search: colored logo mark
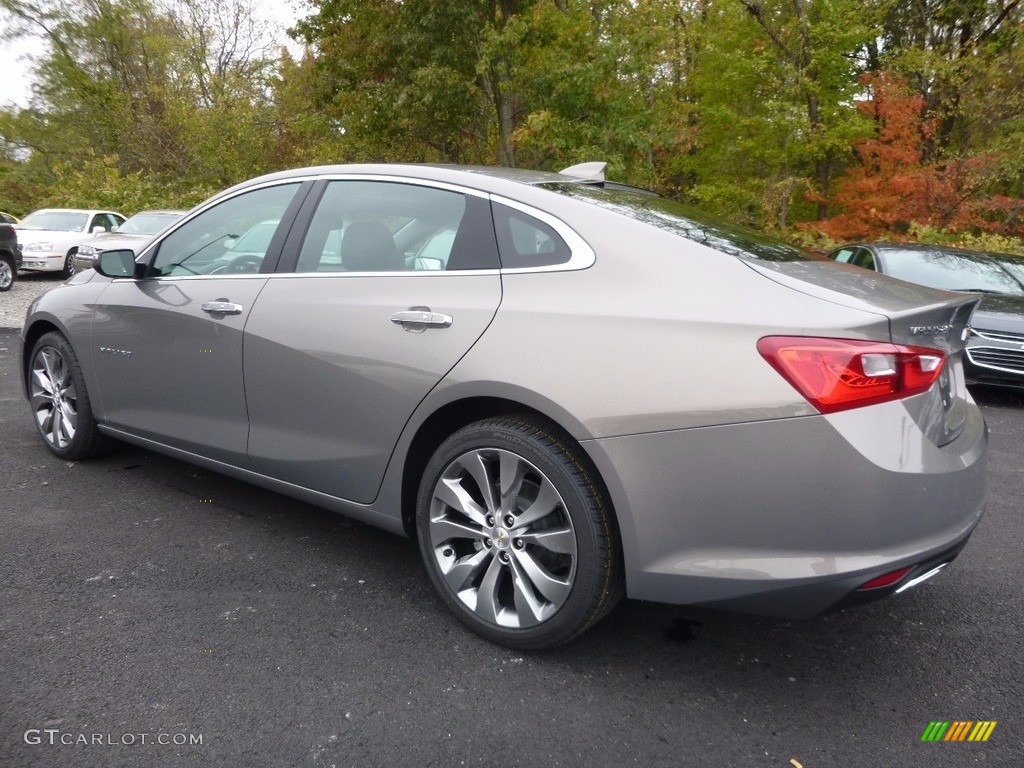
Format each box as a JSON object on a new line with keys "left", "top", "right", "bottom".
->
{"left": 921, "top": 721, "right": 996, "bottom": 742}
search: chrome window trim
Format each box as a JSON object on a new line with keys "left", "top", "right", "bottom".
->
{"left": 118, "top": 270, "right": 503, "bottom": 283}
{"left": 262, "top": 269, "right": 503, "bottom": 279}
{"left": 133, "top": 174, "right": 596, "bottom": 277}
{"left": 133, "top": 177, "right": 313, "bottom": 264}
{"left": 305, "top": 173, "right": 492, "bottom": 200}
{"left": 489, "top": 194, "right": 596, "bottom": 273}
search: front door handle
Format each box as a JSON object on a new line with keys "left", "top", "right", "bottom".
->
{"left": 202, "top": 301, "right": 244, "bottom": 315}
{"left": 390, "top": 308, "right": 453, "bottom": 331}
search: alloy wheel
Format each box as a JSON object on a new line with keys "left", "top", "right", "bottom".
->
{"left": 0, "top": 258, "right": 13, "bottom": 290}
{"left": 30, "top": 345, "right": 79, "bottom": 450}
{"left": 427, "top": 447, "right": 578, "bottom": 629}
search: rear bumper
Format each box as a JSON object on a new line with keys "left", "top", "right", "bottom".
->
{"left": 582, "top": 398, "right": 987, "bottom": 619}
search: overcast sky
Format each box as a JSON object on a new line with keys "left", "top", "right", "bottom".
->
{"left": 0, "top": 33, "right": 43, "bottom": 108}
{"left": 0, "top": 2, "right": 304, "bottom": 109}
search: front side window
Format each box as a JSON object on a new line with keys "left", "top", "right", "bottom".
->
{"left": 150, "top": 183, "right": 300, "bottom": 277}
{"left": 295, "top": 180, "right": 499, "bottom": 273}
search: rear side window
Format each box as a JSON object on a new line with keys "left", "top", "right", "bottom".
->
{"left": 491, "top": 202, "right": 572, "bottom": 269}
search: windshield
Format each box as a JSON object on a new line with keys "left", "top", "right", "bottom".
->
{"left": 882, "top": 249, "right": 1024, "bottom": 296}
{"left": 542, "top": 183, "right": 811, "bottom": 262}
{"left": 229, "top": 220, "right": 279, "bottom": 253}
{"left": 119, "top": 212, "right": 181, "bottom": 235}
{"left": 20, "top": 211, "right": 89, "bottom": 231}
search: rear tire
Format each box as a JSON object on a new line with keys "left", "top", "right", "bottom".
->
{"left": 416, "top": 415, "right": 623, "bottom": 649}
{"left": 28, "top": 331, "right": 108, "bottom": 460}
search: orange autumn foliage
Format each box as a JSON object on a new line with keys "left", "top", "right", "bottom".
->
{"left": 811, "top": 72, "right": 1024, "bottom": 241}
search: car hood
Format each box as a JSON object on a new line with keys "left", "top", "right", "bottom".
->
{"left": 82, "top": 232, "right": 153, "bottom": 252}
{"left": 968, "top": 293, "right": 1024, "bottom": 333}
{"left": 15, "top": 228, "right": 85, "bottom": 243}
{"left": 743, "top": 258, "right": 979, "bottom": 353}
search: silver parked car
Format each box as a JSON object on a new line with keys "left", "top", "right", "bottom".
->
{"left": 20, "top": 164, "right": 987, "bottom": 648}
{"left": 73, "top": 209, "right": 185, "bottom": 273}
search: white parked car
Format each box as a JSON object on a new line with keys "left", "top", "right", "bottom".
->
{"left": 17, "top": 208, "right": 126, "bottom": 277}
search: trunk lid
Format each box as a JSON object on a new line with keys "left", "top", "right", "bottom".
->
{"left": 744, "top": 259, "right": 980, "bottom": 446}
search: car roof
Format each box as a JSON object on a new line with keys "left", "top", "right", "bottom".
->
{"left": 27, "top": 208, "right": 123, "bottom": 215}
{"left": 846, "top": 242, "right": 1018, "bottom": 261}
{"left": 213, "top": 163, "right": 620, "bottom": 202}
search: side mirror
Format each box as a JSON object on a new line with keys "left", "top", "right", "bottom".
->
{"left": 95, "top": 249, "right": 139, "bottom": 278}
{"left": 91, "top": 225, "right": 106, "bottom": 234}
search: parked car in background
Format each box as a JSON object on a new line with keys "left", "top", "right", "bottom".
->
{"left": 73, "top": 210, "right": 185, "bottom": 273}
{"left": 828, "top": 243, "right": 1024, "bottom": 388}
{"left": 21, "top": 164, "right": 987, "bottom": 648}
{"left": 0, "top": 220, "right": 20, "bottom": 291}
{"left": 17, "top": 208, "right": 126, "bottom": 278}
{"left": 0, "top": 212, "right": 20, "bottom": 225}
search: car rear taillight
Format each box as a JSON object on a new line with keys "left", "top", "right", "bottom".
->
{"left": 757, "top": 336, "right": 946, "bottom": 414}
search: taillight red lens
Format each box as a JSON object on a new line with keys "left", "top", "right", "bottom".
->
{"left": 757, "top": 336, "right": 946, "bottom": 414}
{"left": 857, "top": 566, "right": 913, "bottom": 591}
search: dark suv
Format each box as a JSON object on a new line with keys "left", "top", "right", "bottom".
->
{"left": 0, "top": 221, "right": 21, "bottom": 291}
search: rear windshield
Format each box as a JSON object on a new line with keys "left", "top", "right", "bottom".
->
{"left": 542, "top": 183, "right": 810, "bottom": 262}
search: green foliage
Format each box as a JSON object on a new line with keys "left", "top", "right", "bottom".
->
{"left": 906, "top": 224, "right": 1024, "bottom": 257}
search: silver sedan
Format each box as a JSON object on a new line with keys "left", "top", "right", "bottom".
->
{"left": 20, "top": 164, "right": 987, "bottom": 648}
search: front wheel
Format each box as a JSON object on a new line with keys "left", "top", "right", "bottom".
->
{"left": 0, "top": 254, "right": 15, "bottom": 291}
{"left": 28, "top": 331, "right": 107, "bottom": 460}
{"left": 416, "top": 416, "right": 623, "bottom": 649}
{"left": 62, "top": 249, "right": 78, "bottom": 278}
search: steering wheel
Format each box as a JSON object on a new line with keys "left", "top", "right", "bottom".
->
{"left": 223, "top": 254, "right": 263, "bottom": 274}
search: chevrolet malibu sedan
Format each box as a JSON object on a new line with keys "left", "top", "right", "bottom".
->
{"left": 21, "top": 165, "right": 987, "bottom": 648}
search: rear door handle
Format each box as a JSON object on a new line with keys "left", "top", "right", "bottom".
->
{"left": 390, "top": 309, "right": 453, "bottom": 330}
{"left": 202, "top": 301, "right": 244, "bottom": 315}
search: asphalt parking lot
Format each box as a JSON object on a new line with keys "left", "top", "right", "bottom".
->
{"left": 1, "top": 323, "right": 1021, "bottom": 767}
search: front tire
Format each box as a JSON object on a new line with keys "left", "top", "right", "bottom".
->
{"left": 0, "top": 253, "right": 15, "bottom": 291}
{"left": 62, "top": 249, "right": 78, "bottom": 278}
{"left": 28, "top": 331, "right": 107, "bottom": 460}
{"left": 416, "top": 416, "right": 623, "bottom": 649}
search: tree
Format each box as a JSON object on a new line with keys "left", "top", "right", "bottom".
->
{"left": 814, "top": 72, "right": 1024, "bottom": 240}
